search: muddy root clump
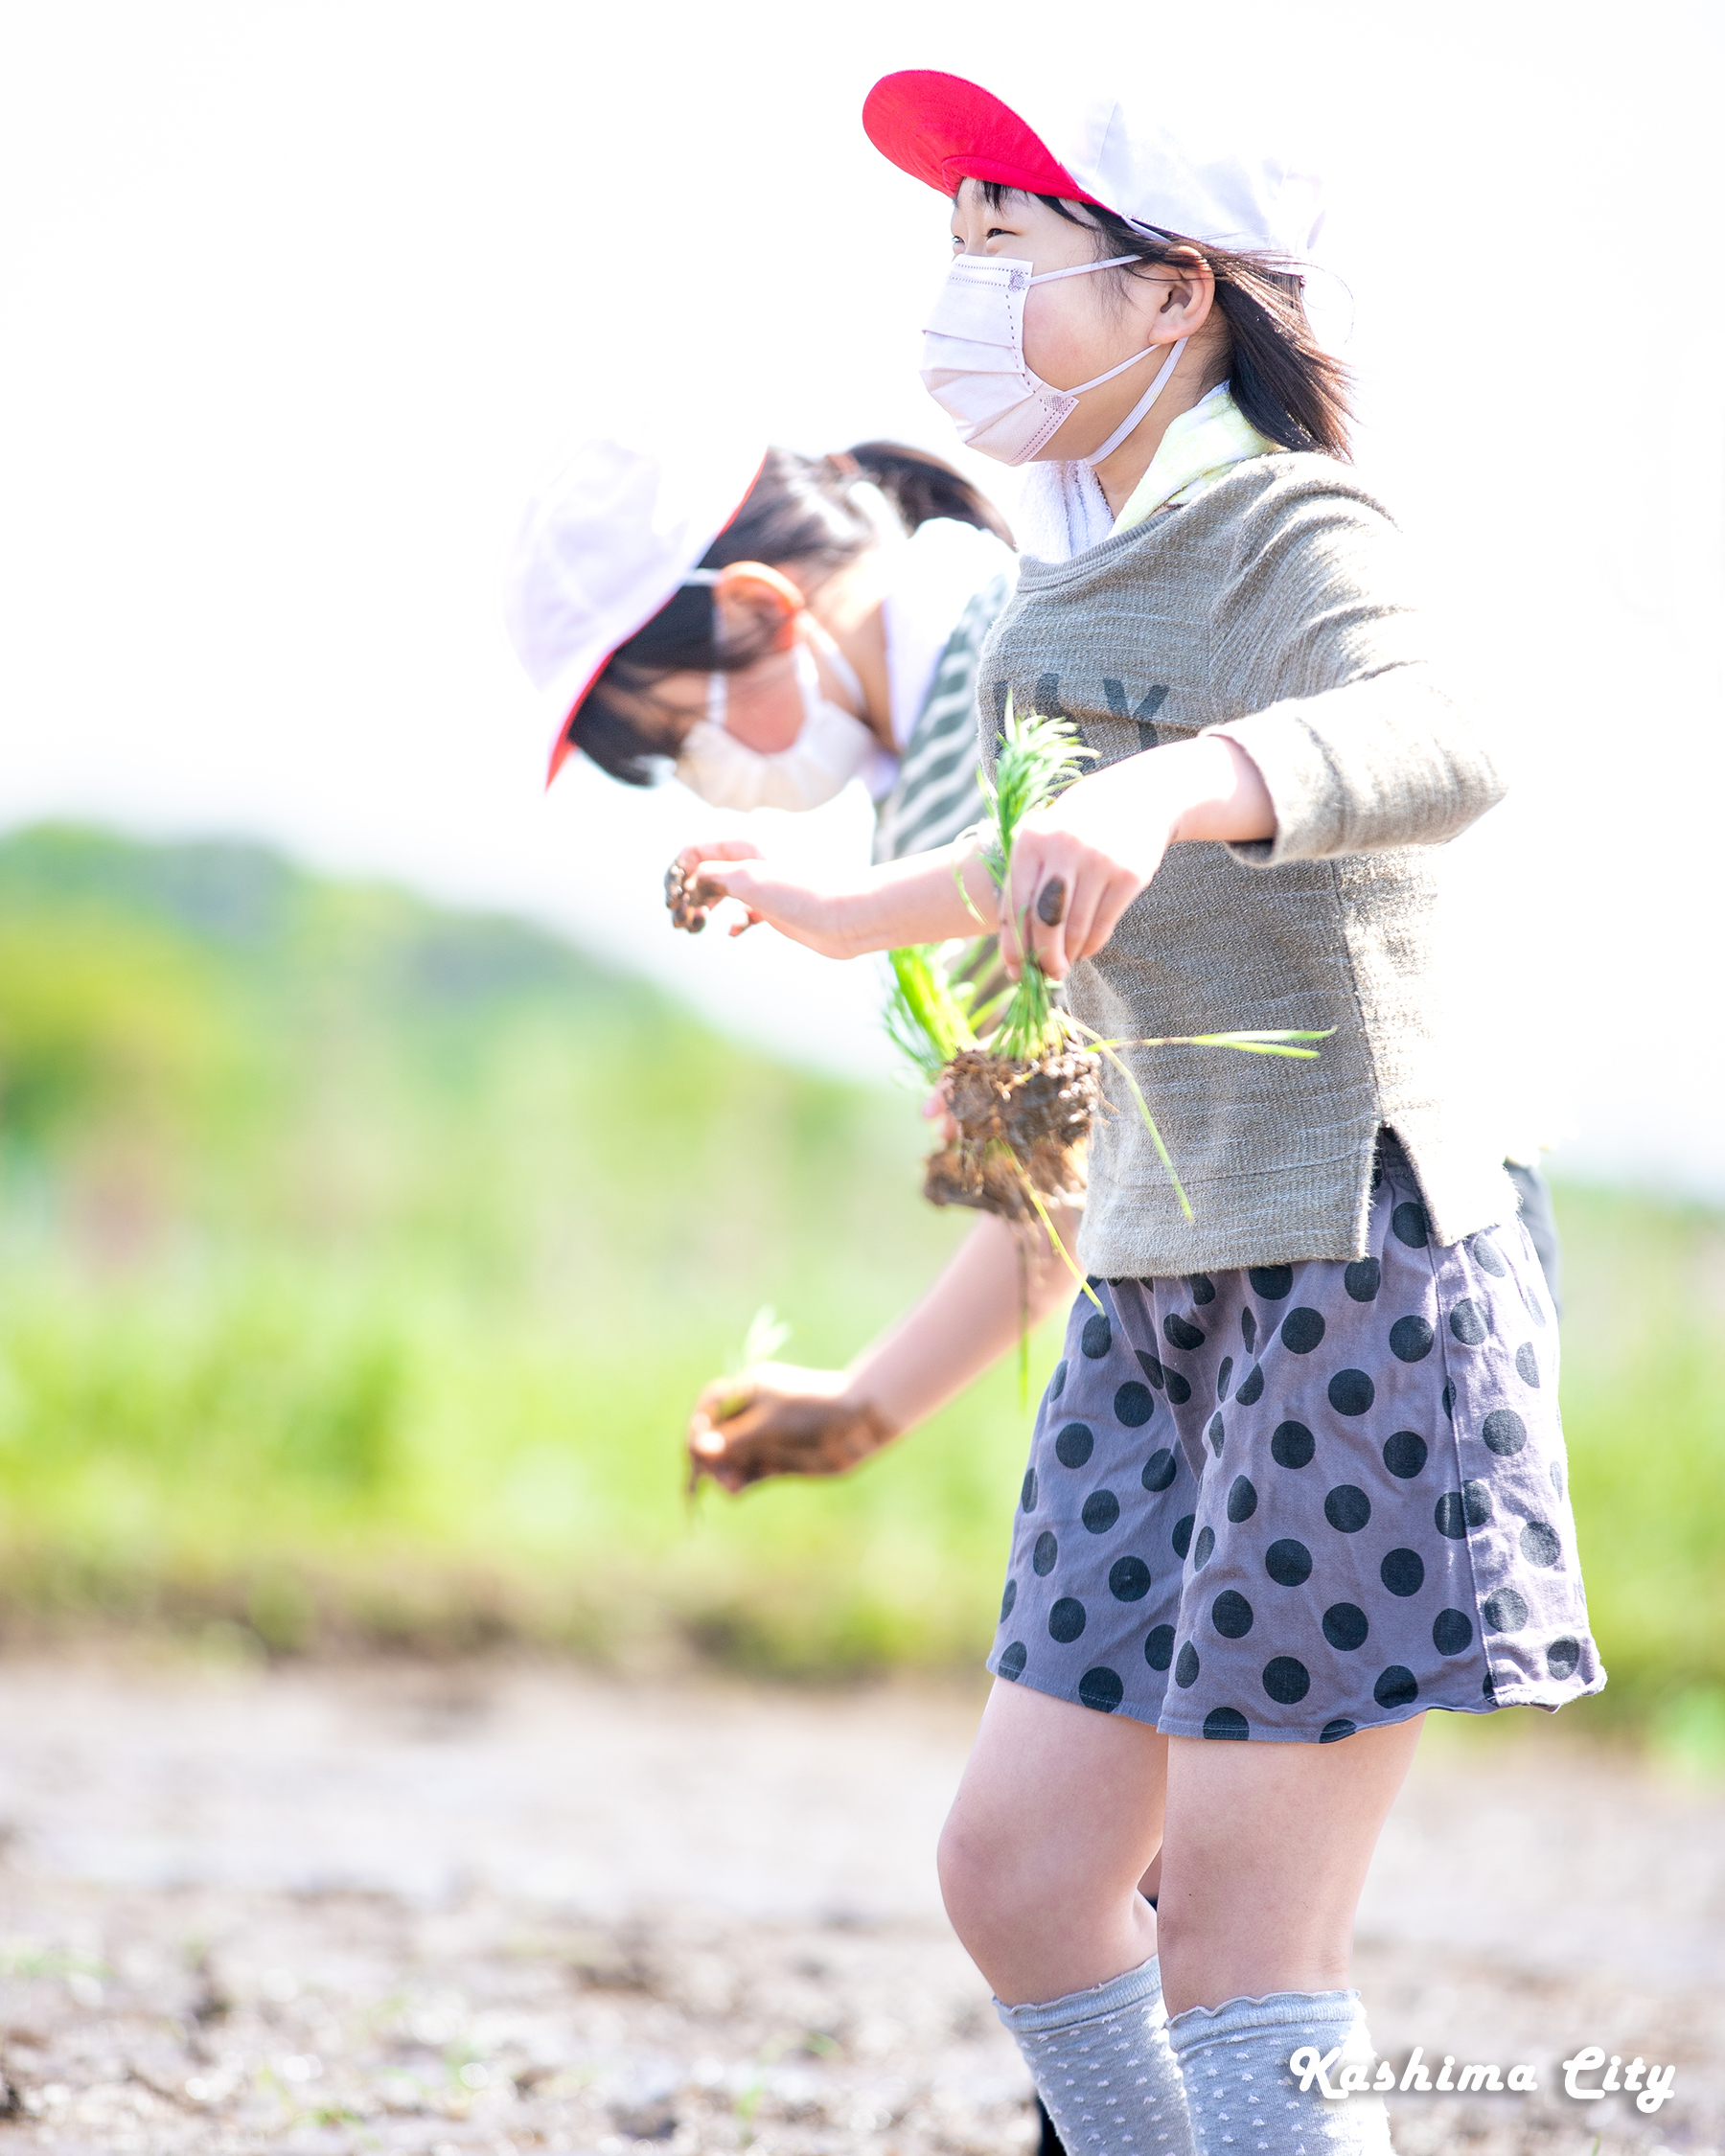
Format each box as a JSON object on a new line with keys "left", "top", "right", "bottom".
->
{"left": 923, "top": 1045, "right": 1100, "bottom": 1223}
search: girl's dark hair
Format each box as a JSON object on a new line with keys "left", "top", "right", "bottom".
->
{"left": 981, "top": 182, "right": 1352, "bottom": 462}
{"left": 572, "top": 444, "right": 1012, "bottom": 786}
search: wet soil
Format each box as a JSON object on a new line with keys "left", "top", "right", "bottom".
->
{"left": 0, "top": 1656, "right": 1718, "bottom": 2156}
{"left": 924, "top": 1050, "right": 1098, "bottom": 1224}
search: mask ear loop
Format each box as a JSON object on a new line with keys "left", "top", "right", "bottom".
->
{"left": 1083, "top": 336, "right": 1187, "bottom": 467}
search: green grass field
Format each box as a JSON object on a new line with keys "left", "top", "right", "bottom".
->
{"left": 1, "top": 825, "right": 1720, "bottom": 1747}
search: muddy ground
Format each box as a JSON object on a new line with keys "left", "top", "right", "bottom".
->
{"left": 0, "top": 1655, "right": 1717, "bottom": 2156}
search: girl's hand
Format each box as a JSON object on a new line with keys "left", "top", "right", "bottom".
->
{"left": 1004, "top": 735, "right": 1276, "bottom": 979}
{"left": 680, "top": 855, "right": 861, "bottom": 958}
{"left": 668, "top": 838, "right": 765, "bottom": 936}
{"left": 687, "top": 1364, "right": 897, "bottom": 1492}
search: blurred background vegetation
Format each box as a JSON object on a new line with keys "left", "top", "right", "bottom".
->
{"left": 0, "top": 825, "right": 1719, "bottom": 1751}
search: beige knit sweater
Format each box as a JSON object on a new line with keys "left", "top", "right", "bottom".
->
{"left": 978, "top": 452, "right": 1514, "bottom": 1278}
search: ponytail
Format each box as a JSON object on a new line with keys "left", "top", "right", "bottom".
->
{"left": 843, "top": 440, "right": 1015, "bottom": 546}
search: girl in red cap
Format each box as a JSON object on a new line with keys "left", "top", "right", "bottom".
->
{"left": 681, "top": 66, "right": 1598, "bottom": 2156}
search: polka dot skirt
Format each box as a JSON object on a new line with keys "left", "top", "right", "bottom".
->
{"left": 990, "top": 1143, "right": 1604, "bottom": 1741}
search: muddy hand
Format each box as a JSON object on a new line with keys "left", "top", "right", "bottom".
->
{"left": 686, "top": 1369, "right": 897, "bottom": 1493}
{"left": 665, "top": 860, "right": 725, "bottom": 933}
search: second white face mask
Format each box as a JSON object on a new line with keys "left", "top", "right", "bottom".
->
{"left": 674, "top": 639, "right": 875, "bottom": 813}
{"left": 920, "top": 253, "right": 1186, "bottom": 469}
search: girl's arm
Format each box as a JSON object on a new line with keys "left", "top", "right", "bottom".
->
{"left": 684, "top": 733, "right": 1275, "bottom": 976}
{"left": 687, "top": 1205, "right": 1082, "bottom": 1491}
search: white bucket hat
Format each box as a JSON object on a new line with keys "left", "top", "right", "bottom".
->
{"left": 862, "top": 68, "right": 1325, "bottom": 261}
{"left": 502, "top": 428, "right": 768, "bottom": 787}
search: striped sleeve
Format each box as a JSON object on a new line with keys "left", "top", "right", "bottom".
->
{"left": 872, "top": 573, "right": 1011, "bottom": 864}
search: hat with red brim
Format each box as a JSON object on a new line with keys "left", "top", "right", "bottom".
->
{"left": 502, "top": 429, "right": 768, "bottom": 788}
{"left": 862, "top": 68, "right": 1325, "bottom": 261}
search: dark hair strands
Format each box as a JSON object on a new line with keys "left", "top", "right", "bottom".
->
{"left": 978, "top": 181, "right": 1353, "bottom": 460}
{"left": 572, "top": 444, "right": 1011, "bottom": 785}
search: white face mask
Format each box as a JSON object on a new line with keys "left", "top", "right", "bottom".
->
{"left": 920, "top": 252, "right": 1187, "bottom": 469}
{"left": 675, "top": 634, "right": 874, "bottom": 812}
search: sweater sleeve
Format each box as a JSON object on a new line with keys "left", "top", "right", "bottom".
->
{"left": 1205, "top": 466, "right": 1506, "bottom": 863}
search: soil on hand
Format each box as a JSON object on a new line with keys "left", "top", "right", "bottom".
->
{"left": 665, "top": 860, "right": 725, "bottom": 934}
{"left": 923, "top": 1046, "right": 1100, "bottom": 1224}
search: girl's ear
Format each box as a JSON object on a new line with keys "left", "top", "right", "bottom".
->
{"left": 714, "top": 561, "right": 806, "bottom": 652}
{"left": 1156, "top": 246, "right": 1217, "bottom": 337}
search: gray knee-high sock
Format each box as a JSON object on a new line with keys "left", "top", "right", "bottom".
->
{"left": 996, "top": 1957, "right": 1196, "bottom": 2156}
{"left": 1168, "top": 1989, "right": 1392, "bottom": 2156}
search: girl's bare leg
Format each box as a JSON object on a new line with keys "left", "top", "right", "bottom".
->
{"left": 938, "top": 1680, "right": 1166, "bottom": 2005}
{"left": 1157, "top": 1717, "right": 1424, "bottom": 2014}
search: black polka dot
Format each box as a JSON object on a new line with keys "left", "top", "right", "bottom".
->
{"left": 1192, "top": 1525, "right": 1215, "bottom": 1571}
{"left": 1021, "top": 1468, "right": 1038, "bottom": 1513}
{"left": 1032, "top": 1530, "right": 1058, "bottom": 1576}
{"left": 1234, "top": 1364, "right": 1265, "bottom": 1406}
{"left": 1049, "top": 1359, "right": 1069, "bottom": 1399}
{"left": 1324, "top": 1483, "right": 1371, "bottom": 1533}
{"left": 1271, "top": 1420, "right": 1315, "bottom": 1469}
{"left": 1079, "top": 1666, "right": 1124, "bottom": 1713}
{"left": 1216, "top": 1355, "right": 1234, "bottom": 1402}
{"left": 1249, "top": 1265, "right": 1294, "bottom": 1300}
{"left": 1240, "top": 1307, "right": 1258, "bottom": 1353}
{"left": 1383, "top": 1431, "right": 1427, "bottom": 1479}
{"left": 1145, "top": 1624, "right": 1175, "bottom": 1671}
{"left": 1432, "top": 1608, "right": 1472, "bottom": 1656}
{"left": 1441, "top": 1381, "right": 1457, "bottom": 1420}
{"left": 1320, "top": 1718, "right": 1357, "bottom": 1743}
{"left": 1141, "top": 1449, "right": 1177, "bottom": 1493}
{"left": 1203, "top": 1706, "right": 1251, "bottom": 1739}
{"left": 1281, "top": 1307, "right": 1326, "bottom": 1354}
{"left": 1526, "top": 1285, "right": 1548, "bottom": 1330}
{"left": 1172, "top": 1514, "right": 1195, "bottom": 1560}
{"left": 1114, "top": 1381, "right": 1155, "bottom": 1428}
{"left": 1520, "top": 1520, "right": 1562, "bottom": 1568}
{"left": 1344, "top": 1257, "right": 1382, "bottom": 1302}
{"left": 1109, "top": 1555, "right": 1152, "bottom": 1602}
{"left": 1392, "top": 1202, "right": 1430, "bottom": 1249}
{"left": 1549, "top": 1458, "right": 1565, "bottom": 1501}
{"left": 1082, "top": 1489, "right": 1121, "bottom": 1535}
{"left": 1136, "top": 1351, "right": 1166, "bottom": 1391}
{"left": 1482, "top": 1670, "right": 1495, "bottom": 1699}
{"left": 1174, "top": 1641, "right": 1200, "bottom": 1687}
{"left": 1327, "top": 1368, "right": 1376, "bottom": 1416}
{"left": 1449, "top": 1299, "right": 1489, "bottom": 1347}
{"left": 1208, "top": 1412, "right": 1226, "bottom": 1456}
{"left": 1546, "top": 1636, "right": 1581, "bottom": 1681}
{"left": 1164, "top": 1313, "right": 1206, "bottom": 1353}
{"left": 1389, "top": 1315, "right": 1435, "bottom": 1363}
{"left": 1164, "top": 1370, "right": 1192, "bottom": 1406}
{"left": 1463, "top": 1479, "right": 1492, "bottom": 1526}
{"left": 1322, "top": 1602, "right": 1369, "bottom": 1651}
{"left": 1515, "top": 1342, "right": 1540, "bottom": 1388}
{"left": 1211, "top": 1589, "right": 1254, "bottom": 1639}
{"left": 998, "top": 1641, "right": 1027, "bottom": 1680}
{"left": 1435, "top": 1492, "right": 1465, "bottom": 1539}
{"left": 1000, "top": 1579, "right": 1017, "bottom": 1621}
{"left": 1380, "top": 1548, "right": 1425, "bottom": 1597}
{"left": 1262, "top": 1656, "right": 1311, "bottom": 1705}
{"left": 1227, "top": 1475, "right": 1258, "bottom": 1524}
{"left": 1482, "top": 1587, "right": 1528, "bottom": 1633}
{"left": 1048, "top": 1596, "right": 1087, "bottom": 1643}
{"left": 1055, "top": 1422, "right": 1094, "bottom": 1469}
{"left": 1265, "top": 1538, "right": 1313, "bottom": 1587}
{"left": 1374, "top": 1665, "right": 1419, "bottom": 1709}
{"left": 1482, "top": 1409, "right": 1526, "bottom": 1456}
{"left": 1470, "top": 1230, "right": 1507, "bottom": 1277}
{"left": 1187, "top": 1273, "right": 1216, "bottom": 1306}
{"left": 1081, "top": 1313, "right": 1113, "bottom": 1359}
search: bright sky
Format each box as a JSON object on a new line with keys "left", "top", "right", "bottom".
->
{"left": 3, "top": 1, "right": 1721, "bottom": 1192}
